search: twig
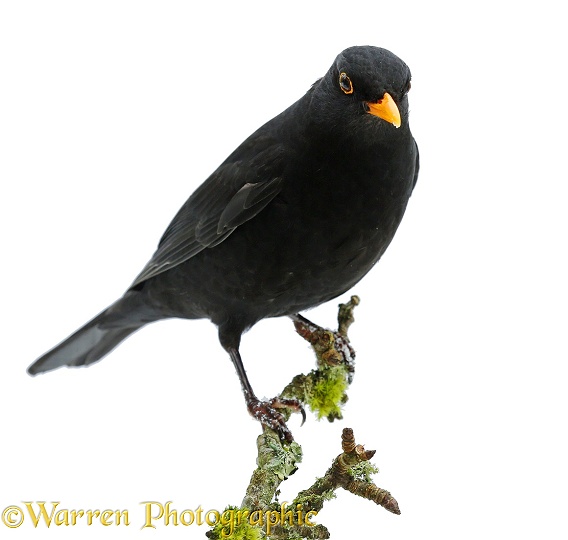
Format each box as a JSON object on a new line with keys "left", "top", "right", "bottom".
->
{"left": 295, "top": 428, "right": 400, "bottom": 516}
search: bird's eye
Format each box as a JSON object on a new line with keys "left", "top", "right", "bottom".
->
{"left": 339, "top": 72, "right": 353, "bottom": 95}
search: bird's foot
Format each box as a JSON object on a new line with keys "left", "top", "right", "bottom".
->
{"left": 292, "top": 313, "right": 356, "bottom": 380}
{"left": 246, "top": 396, "right": 305, "bottom": 443}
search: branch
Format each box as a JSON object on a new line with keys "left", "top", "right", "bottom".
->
{"left": 206, "top": 297, "right": 399, "bottom": 539}
{"left": 294, "top": 428, "right": 400, "bottom": 516}
{"left": 281, "top": 296, "right": 359, "bottom": 422}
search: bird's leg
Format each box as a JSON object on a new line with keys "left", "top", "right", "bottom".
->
{"left": 227, "top": 347, "right": 304, "bottom": 443}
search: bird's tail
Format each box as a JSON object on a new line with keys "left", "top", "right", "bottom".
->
{"left": 27, "top": 296, "right": 150, "bottom": 376}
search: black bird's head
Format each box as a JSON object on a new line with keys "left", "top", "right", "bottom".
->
{"left": 309, "top": 46, "right": 412, "bottom": 141}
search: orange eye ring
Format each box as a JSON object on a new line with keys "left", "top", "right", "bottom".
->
{"left": 339, "top": 72, "right": 353, "bottom": 95}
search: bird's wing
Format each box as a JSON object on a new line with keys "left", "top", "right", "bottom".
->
{"left": 130, "top": 136, "right": 286, "bottom": 288}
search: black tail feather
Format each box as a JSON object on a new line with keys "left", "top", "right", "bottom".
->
{"left": 28, "top": 306, "right": 144, "bottom": 375}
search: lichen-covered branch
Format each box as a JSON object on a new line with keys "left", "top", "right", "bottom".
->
{"left": 241, "top": 429, "right": 303, "bottom": 510}
{"left": 280, "top": 296, "right": 359, "bottom": 422}
{"left": 294, "top": 428, "right": 400, "bottom": 516}
{"left": 207, "top": 297, "right": 399, "bottom": 540}
{"left": 337, "top": 295, "right": 359, "bottom": 338}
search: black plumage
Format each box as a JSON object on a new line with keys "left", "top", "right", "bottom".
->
{"left": 28, "top": 46, "right": 419, "bottom": 441}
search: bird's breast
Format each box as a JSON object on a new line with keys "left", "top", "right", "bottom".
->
{"left": 226, "top": 145, "right": 414, "bottom": 312}
{"left": 149, "top": 136, "right": 416, "bottom": 326}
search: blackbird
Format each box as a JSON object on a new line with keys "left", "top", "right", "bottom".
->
{"left": 28, "top": 46, "right": 419, "bottom": 441}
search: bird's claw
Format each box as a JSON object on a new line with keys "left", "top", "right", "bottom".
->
{"left": 247, "top": 396, "right": 305, "bottom": 442}
{"left": 271, "top": 396, "right": 306, "bottom": 426}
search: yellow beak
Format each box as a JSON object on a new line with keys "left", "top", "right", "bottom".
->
{"left": 366, "top": 92, "right": 401, "bottom": 128}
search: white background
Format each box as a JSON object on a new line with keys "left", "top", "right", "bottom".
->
{"left": 1, "top": 1, "right": 567, "bottom": 538}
